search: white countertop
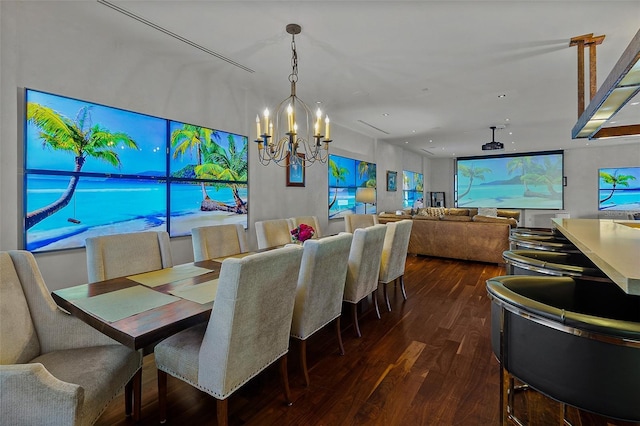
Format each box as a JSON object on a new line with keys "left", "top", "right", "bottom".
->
{"left": 552, "top": 218, "right": 640, "bottom": 295}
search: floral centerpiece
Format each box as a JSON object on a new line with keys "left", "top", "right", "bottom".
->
{"left": 291, "top": 223, "right": 315, "bottom": 244}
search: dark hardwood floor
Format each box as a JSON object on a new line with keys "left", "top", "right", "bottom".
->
{"left": 96, "top": 256, "right": 638, "bottom": 425}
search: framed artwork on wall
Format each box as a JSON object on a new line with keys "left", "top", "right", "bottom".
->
{"left": 286, "top": 152, "right": 305, "bottom": 187}
{"left": 387, "top": 171, "right": 397, "bottom": 191}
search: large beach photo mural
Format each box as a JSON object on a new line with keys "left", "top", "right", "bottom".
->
{"left": 598, "top": 167, "right": 640, "bottom": 211}
{"left": 328, "top": 154, "right": 376, "bottom": 218}
{"left": 24, "top": 89, "right": 247, "bottom": 252}
{"left": 455, "top": 151, "right": 564, "bottom": 209}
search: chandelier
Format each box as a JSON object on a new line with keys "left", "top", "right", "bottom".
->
{"left": 255, "top": 23, "right": 331, "bottom": 168}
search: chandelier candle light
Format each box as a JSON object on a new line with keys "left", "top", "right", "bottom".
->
{"left": 255, "top": 23, "right": 332, "bottom": 167}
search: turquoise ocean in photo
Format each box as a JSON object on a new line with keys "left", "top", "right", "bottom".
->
{"left": 26, "top": 175, "right": 246, "bottom": 251}
{"left": 457, "top": 183, "right": 563, "bottom": 209}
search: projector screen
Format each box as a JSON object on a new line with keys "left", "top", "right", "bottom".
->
{"left": 455, "top": 150, "right": 564, "bottom": 210}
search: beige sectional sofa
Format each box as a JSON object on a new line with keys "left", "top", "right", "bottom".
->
{"left": 378, "top": 207, "right": 520, "bottom": 264}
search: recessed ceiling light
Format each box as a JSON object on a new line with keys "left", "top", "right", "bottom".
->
{"left": 382, "top": 113, "right": 390, "bottom": 116}
{"left": 505, "top": 118, "right": 510, "bottom": 122}
{"left": 429, "top": 139, "right": 433, "bottom": 143}
{"left": 498, "top": 94, "right": 506, "bottom": 98}
{"left": 509, "top": 132, "right": 513, "bottom": 135}
{"left": 412, "top": 130, "right": 416, "bottom": 133}
{"left": 512, "top": 141, "right": 515, "bottom": 144}
{"left": 405, "top": 141, "right": 409, "bottom": 144}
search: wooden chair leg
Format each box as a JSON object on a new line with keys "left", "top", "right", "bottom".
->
{"left": 216, "top": 398, "right": 228, "bottom": 426}
{"left": 373, "top": 289, "right": 381, "bottom": 319}
{"left": 352, "top": 303, "right": 362, "bottom": 337}
{"left": 299, "top": 339, "right": 310, "bottom": 387}
{"left": 383, "top": 281, "right": 392, "bottom": 312}
{"left": 335, "top": 316, "right": 345, "bottom": 356}
{"left": 279, "top": 355, "right": 293, "bottom": 406}
{"left": 158, "top": 370, "right": 168, "bottom": 424}
{"left": 400, "top": 275, "right": 407, "bottom": 300}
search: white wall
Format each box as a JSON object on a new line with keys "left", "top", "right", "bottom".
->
{"left": 0, "top": 1, "right": 408, "bottom": 289}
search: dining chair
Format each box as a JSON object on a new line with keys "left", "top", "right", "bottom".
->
{"left": 85, "top": 231, "right": 173, "bottom": 282}
{"left": 289, "top": 215, "right": 322, "bottom": 238}
{"left": 290, "top": 233, "right": 353, "bottom": 386}
{"left": 155, "top": 245, "right": 304, "bottom": 426}
{"left": 191, "top": 223, "right": 248, "bottom": 261}
{"left": 379, "top": 219, "right": 413, "bottom": 311}
{"left": 255, "top": 218, "right": 293, "bottom": 249}
{"left": 343, "top": 224, "right": 387, "bottom": 337}
{"left": 0, "top": 250, "right": 142, "bottom": 425}
{"left": 344, "top": 214, "right": 379, "bottom": 233}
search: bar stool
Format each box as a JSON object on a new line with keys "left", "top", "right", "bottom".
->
{"left": 510, "top": 227, "right": 565, "bottom": 239}
{"left": 487, "top": 275, "right": 640, "bottom": 424}
{"left": 502, "top": 249, "right": 610, "bottom": 281}
{"left": 508, "top": 234, "right": 579, "bottom": 253}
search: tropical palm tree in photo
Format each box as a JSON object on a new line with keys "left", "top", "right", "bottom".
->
{"left": 171, "top": 124, "right": 219, "bottom": 204}
{"left": 196, "top": 133, "right": 248, "bottom": 214}
{"left": 25, "top": 103, "right": 138, "bottom": 229}
{"left": 507, "top": 156, "right": 533, "bottom": 193}
{"left": 599, "top": 170, "right": 636, "bottom": 204}
{"left": 522, "top": 156, "right": 563, "bottom": 198}
{"left": 457, "top": 163, "right": 492, "bottom": 200}
{"left": 328, "top": 158, "right": 350, "bottom": 209}
{"left": 358, "top": 161, "right": 377, "bottom": 187}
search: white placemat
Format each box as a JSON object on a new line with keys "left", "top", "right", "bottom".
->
{"left": 74, "top": 285, "right": 180, "bottom": 323}
{"left": 127, "top": 263, "right": 212, "bottom": 288}
{"left": 169, "top": 279, "right": 219, "bottom": 304}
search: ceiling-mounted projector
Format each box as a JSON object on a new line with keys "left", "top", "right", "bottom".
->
{"left": 482, "top": 126, "right": 504, "bottom": 151}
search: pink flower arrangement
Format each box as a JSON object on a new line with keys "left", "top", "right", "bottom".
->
{"left": 291, "top": 223, "right": 315, "bottom": 243}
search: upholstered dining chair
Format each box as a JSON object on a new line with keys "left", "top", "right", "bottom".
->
{"left": 155, "top": 245, "right": 304, "bottom": 426}
{"left": 379, "top": 219, "right": 413, "bottom": 311}
{"left": 85, "top": 231, "right": 173, "bottom": 282}
{"left": 0, "top": 250, "right": 142, "bottom": 426}
{"left": 255, "top": 218, "right": 293, "bottom": 249}
{"left": 343, "top": 224, "right": 387, "bottom": 337}
{"left": 289, "top": 215, "right": 322, "bottom": 239}
{"left": 191, "top": 223, "right": 248, "bottom": 261}
{"left": 344, "top": 214, "right": 379, "bottom": 233}
{"left": 290, "top": 233, "right": 353, "bottom": 386}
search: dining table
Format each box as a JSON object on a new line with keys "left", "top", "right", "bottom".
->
{"left": 51, "top": 253, "right": 252, "bottom": 421}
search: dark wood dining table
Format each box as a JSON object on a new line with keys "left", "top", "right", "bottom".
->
{"left": 51, "top": 259, "right": 222, "bottom": 352}
{"left": 51, "top": 258, "right": 226, "bottom": 421}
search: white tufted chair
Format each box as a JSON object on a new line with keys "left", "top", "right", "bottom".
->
{"left": 290, "top": 233, "right": 352, "bottom": 386}
{"left": 155, "top": 245, "right": 304, "bottom": 426}
{"left": 255, "top": 219, "right": 293, "bottom": 249}
{"left": 342, "top": 224, "right": 387, "bottom": 337}
{"left": 191, "top": 224, "right": 247, "bottom": 261}
{"left": 288, "top": 216, "right": 322, "bottom": 239}
{"left": 343, "top": 214, "right": 379, "bottom": 233}
{"left": 0, "top": 250, "right": 142, "bottom": 425}
{"left": 379, "top": 219, "right": 413, "bottom": 311}
{"left": 85, "top": 231, "right": 173, "bottom": 283}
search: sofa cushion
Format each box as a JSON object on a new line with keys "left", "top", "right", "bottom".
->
{"left": 472, "top": 214, "right": 518, "bottom": 227}
{"left": 497, "top": 209, "right": 521, "bottom": 220}
{"left": 478, "top": 207, "right": 498, "bottom": 217}
{"left": 417, "top": 207, "right": 446, "bottom": 217}
{"left": 440, "top": 215, "right": 472, "bottom": 222}
{"left": 445, "top": 208, "right": 470, "bottom": 216}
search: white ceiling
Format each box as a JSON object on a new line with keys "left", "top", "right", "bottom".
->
{"left": 89, "top": 1, "right": 640, "bottom": 158}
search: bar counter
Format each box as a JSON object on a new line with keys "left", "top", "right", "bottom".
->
{"left": 552, "top": 218, "right": 640, "bottom": 295}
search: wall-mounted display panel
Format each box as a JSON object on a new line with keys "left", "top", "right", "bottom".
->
{"left": 328, "top": 154, "right": 376, "bottom": 218}
{"left": 24, "top": 89, "right": 247, "bottom": 252}
{"left": 402, "top": 170, "right": 423, "bottom": 208}
{"left": 598, "top": 167, "right": 640, "bottom": 211}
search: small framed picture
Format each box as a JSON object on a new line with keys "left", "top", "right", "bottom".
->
{"left": 387, "top": 170, "right": 397, "bottom": 191}
{"left": 286, "top": 152, "right": 305, "bottom": 187}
